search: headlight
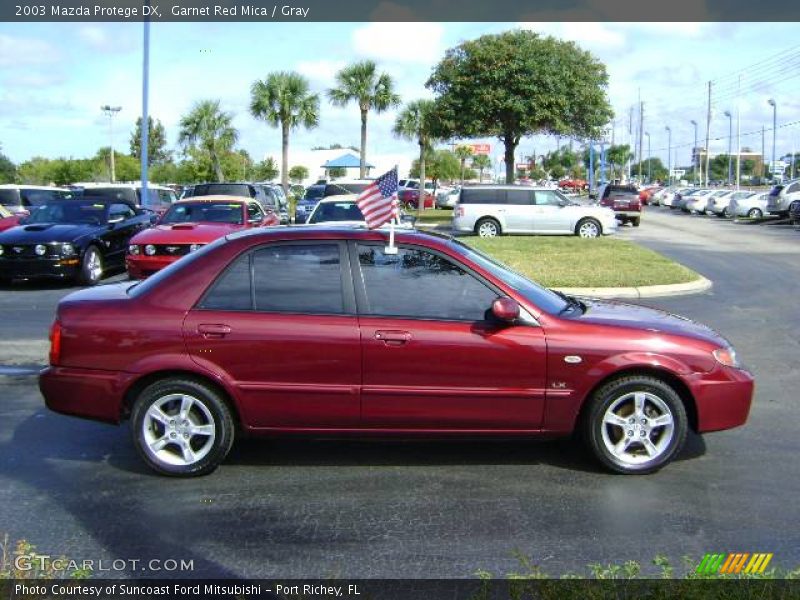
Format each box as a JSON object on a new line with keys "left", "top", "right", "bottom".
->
{"left": 35, "top": 244, "right": 47, "bottom": 256}
{"left": 189, "top": 243, "right": 201, "bottom": 252}
{"left": 128, "top": 244, "right": 140, "bottom": 255}
{"left": 61, "top": 243, "right": 75, "bottom": 256}
{"left": 0, "top": 246, "right": 4, "bottom": 256}
{"left": 144, "top": 244, "right": 156, "bottom": 256}
{"left": 713, "top": 347, "right": 740, "bottom": 368}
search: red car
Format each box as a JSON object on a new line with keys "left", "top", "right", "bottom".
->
{"left": 0, "top": 204, "right": 21, "bottom": 233}
{"left": 399, "top": 188, "right": 435, "bottom": 209}
{"left": 558, "top": 179, "right": 588, "bottom": 191}
{"left": 41, "top": 228, "right": 753, "bottom": 477}
{"left": 126, "top": 196, "right": 279, "bottom": 279}
{"left": 639, "top": 186, "right": 662, "bottom": 205}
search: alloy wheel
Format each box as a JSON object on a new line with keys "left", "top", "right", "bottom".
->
{"left": 477, "top": 220, "right": 499, "bottom": 237}
{"left": 141, "top": 393, "right": 217, "bottom": 467}
{"left": 600, "top": 391, "right": 675, "bottom": 466}
{"left": 578, "top": 220, "right": 600, "bottom": 238}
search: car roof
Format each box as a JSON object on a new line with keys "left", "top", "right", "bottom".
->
{"left": 0, "top": 184, "right": 69, "bottom": 190}
{"left": 227, "top": 224, "right": 449, "bottom": 245}
{"left": 76, "top": 182, "right": 172, "bottom": 190}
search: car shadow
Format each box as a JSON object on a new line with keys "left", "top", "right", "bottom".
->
{"left": 0, "top": 271, "right": 128, "bottom": 292}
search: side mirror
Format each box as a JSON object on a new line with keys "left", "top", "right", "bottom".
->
{"left": 491, "top": 297, "right": 520, "bottom": 323}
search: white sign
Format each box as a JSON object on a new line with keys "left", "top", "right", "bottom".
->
{"left": 769, "top": 161, "right": 787, "bottom": 174}
{"left": 670, "top": 169, "right": 686, "bottom": 178}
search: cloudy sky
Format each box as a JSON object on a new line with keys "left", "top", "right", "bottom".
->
{"left": 1, "top": 21, "right": 799, "bottom": 176}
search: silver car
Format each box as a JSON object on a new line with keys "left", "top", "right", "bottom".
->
{"left": 729, "top": 192, "right": 768, "bottom": 219}
{"left": 708, "top": 190, "right": 755, "bottom": 218}
{"left": 452, "top": 185, "right": 617, "bottom": 238}
{"left": 766, "top": 179, "right": 800, "bottom": 217}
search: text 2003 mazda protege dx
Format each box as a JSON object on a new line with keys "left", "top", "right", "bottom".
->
{"left": 39, "top": 228, "right": 754, "bottom": 476}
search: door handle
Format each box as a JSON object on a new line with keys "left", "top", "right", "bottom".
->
{"left": 198, "top": 323, "right": 232, "bottom": 339}
{"left": 374, "top": 330, "right": 411, "bottom": 346}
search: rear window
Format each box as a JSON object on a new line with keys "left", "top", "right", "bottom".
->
{"left": 192, "top": 184, "right": 254, "bottom": 198}
{"left": 303, "top": 186, "right": 325, "bottom": 200}
{"left": 459, "top": 188, "right": 505, "bottom": 205}
{"left": 0, "top": 189, "right": 21, "bottom": 207}
{"left": 308, "top": 201, "right": 364, "bottom": 223}
{"left": 84, "top": 187, "right": 138, "bottom": 205}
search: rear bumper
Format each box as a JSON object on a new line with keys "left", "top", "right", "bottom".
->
{"left": 39, "top": 366, "right": 132, "bottom": 424}
{"left": 613, "top": 211, "right": 640, "bottom": 220}
{"left": 126, "top": 254, "right": 178, "bottom": 279}
{"left": 690, "top": 366, "right": 754, "bottom": 433}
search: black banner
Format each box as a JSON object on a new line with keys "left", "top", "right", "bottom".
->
{"left": 3, "top": 579, "right": 800, "bottom": 600}
{"left": 2, "top": 0, "right": 799, "bottom": 22}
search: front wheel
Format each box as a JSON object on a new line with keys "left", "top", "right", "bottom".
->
{"left": 131, "top": 378, "right": 235, "bottom": 477}
{"left": 747, "top": 208, "right": 763, "bottom": 219}
{"left": 475, "top": 218, "right": 501, "bottom": 238}
{"left": 78, "top": 245, "right": 103, "bottom": 286}
{"left": 717, "top": 207, "right": 729, "bottom": 218}
{"left": 583, "top": 375, "right": 688, "bottom": 474}
{"left": 576, "top": 218, "right": 601, "bottom": 238}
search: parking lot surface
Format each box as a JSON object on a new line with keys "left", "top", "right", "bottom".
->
{"left": 0, "top": 209, "right": 798, "bottom": 578}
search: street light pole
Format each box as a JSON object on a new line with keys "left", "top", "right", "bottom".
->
{"left": 768, "top": 98, "right": 777, "bottom": 182}
{"left": 141, "top": 7, "right": 151, "bottom": 203}
{"left": 723, "top": 110, "right": 732, "bottom": 185}
{"left": 100, "top": 105, "right": 122, "bottom": 182}
{"left": 665, "top": 126, "right": 672, "bottom": 186}
{"left": 690, "top": 119, "right": 698, "bottom": 184}
{"left": 645, "top": 132, "right": 651, "bottom": 183}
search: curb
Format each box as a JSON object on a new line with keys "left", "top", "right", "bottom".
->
{"left": 554, "top": 276, "right": 713, "bottom": 300}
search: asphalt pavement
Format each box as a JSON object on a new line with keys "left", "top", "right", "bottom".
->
{"left": 0, "top": 209, "right": 798, "bottom": 578}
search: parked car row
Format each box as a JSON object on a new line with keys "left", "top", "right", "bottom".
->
{"left": 651, "top": 185, "right": 770, "bottom": 219}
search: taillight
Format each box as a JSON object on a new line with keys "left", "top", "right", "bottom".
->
{"left": 49, "top": 320, "right": 62, "bottom": 366}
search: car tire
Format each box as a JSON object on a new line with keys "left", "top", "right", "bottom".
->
{"left": 747, "top": 208, "right": 763, "bottom": 219}
{"left": 717, "top": 207, "right": 729, "bottom": 218}
{"left": 77, "top": 245, "right": 104, "bottom": 286}
{"left": 576, "top": 218, "right": 601, "bottom": 238}
{"left": 131, "top": 377, "right": 235, "bottom": 477}
{"left": 631, "top": 217, "right": 641, "bottom": 227}
{"left": 583, "top": 375, "right": 688, "bottom": 475}
{"left": 475, "top": 218, "right": 501, "bottom": 238}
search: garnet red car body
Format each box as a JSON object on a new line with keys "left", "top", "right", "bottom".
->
{"left": 40, "top": 227, "right": 753, "bottom": 476}
{"left": 126, "top": 196, "right": 279, "bottom": 279}
{"left": 558, "top": 179, "right": 588, "bottom": 191}
{"left": 399, "top": 189, "right": 435, "bottom": 209}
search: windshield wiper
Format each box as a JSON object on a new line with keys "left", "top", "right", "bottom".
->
{"left": 552, "top": 289, "right": 584, "bottom": 314}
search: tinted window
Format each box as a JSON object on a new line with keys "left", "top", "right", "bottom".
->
{"left": 506, "top": 189, "right": 534, "bottom": 205}
{"left": 308, "top": 201, "right": 363, "bottom": 223}
{"left": 357, "top": 244, "right": 497, "bottom": 321}
{"left": 199, "top": 253, "right": 252, "bottom": 311}
{"left": 459, "top": 188, "right": 504, "bottom": 205}
{"left": 303, "top": 186, "right": 325, "bottom": 200}
{"left": 0, "top": 189, "right": 20, "bottom": 207}
{"left": 84, "top": 187, "right": 138, "bottom": 205}
{"left": 109, "top": 203, "right": 135, "bottom": 220}
{"left": 324, "top": 183, "right": 370, "bottom": 196}
{"left": 27, "top": 201, "right": 107, "bottom": 224}
{"left": 193, "top": 183, "right": 254, "bottom": 198}
{"left": 786, "top": 183, "right": 800, "bottom": 194}
{"left": 247, "top": 203, "right": 263, "bottom": 221}
{"left": 253, "top": 244, "right": 343, "bottom": 314}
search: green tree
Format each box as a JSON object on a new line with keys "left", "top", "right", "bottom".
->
{"left": 606, "top": 144, "right": 633, "bottom": 180}
{"left": 289, "top": 165, "right": 309, "bottom": 183}
{"left": 328, "top": 60, "right": 401, "bottom": 178}
{"left": 427, "top": 30, "right": 612, "bottom": 183}
{"left": 471, "top": 154, "right": 492, "bottom": 183}
{"left": 410, "top": 149, "right": 461, "bottom": 185}
{"left": 129, "top": 116, "right": 170, "bottom": 165}
{"left": 250, "top": 71, "right": 319, "bottom": 196}
{"left": 630, "top": 157, "right": 668, "bottom": 183}
{"left": 393, "top": 99, "right": 440, "bottom": 215}
{"left": 0, "top": 146, "right": 15, "bottom": 183}
{"left": 253, "top": 157, "right": 279, "bottom": 182}
{"left": 550, "top": 164, "right": 566, "bottom": 180}
{"left": 454, "top": 145, "right": 474, "bottom": 184}
{"left": 178, "top": 99, "right": 238, "bottom": 183}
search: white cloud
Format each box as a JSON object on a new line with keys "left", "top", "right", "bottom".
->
{"left": 77, "top": 25, "right": 138, "bottom": 53}
{"left": 0, "top": 34, "right": 58, "bottom": 67}
{"left": 352, "top": 23, "right": 444, "bottom": 64}
{"left": 520, "top": 22, "right": 626, "bottom": 50}
{"left": 296, "top": 59, "right": 347, "bottom": 88}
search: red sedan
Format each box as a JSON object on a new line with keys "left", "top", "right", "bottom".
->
{"left": 126, "top": 196, "right": 279, "bottom": 279}
{"left": 0, "top": 204, "right": 21, "bottom": 233}
{"left": 41, "top": 228, "right": 753, "bottom": 477}
{"left": 399, "top": 188, "right": 435, "bottom": 209}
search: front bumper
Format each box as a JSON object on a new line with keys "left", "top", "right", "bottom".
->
{"left": 690, "top": 365, "right": 754, "bottom": 433}
{"left": 0, "top": 256, "right": 80, "bottom": 280}
{"left": 126, "top": 254, "right": 178, "bottom": 279}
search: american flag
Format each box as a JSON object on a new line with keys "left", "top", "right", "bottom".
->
{"left": 355, "top": 167, "right": 399, "bottom": 229}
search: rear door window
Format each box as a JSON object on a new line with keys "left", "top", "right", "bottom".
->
{"left": 460, "top": 188, "right": 504, "bottom": 205}
{"left": 506, "top": 189, "right": 534, "bottom": 205}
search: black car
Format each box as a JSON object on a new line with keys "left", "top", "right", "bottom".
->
{"left": 0, "top": 199, "right": 153, "bottom": 286}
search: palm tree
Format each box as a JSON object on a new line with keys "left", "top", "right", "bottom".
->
{"left": 454, "top": 145, "right": 474, "bottom": 184}
{"left": 328, "top": 60, "right": 400, "bottom": 178}
{"left": 393, "top": 100, "right": 438, "bottom": 216}
{"left": 472, "top": 154, "right": 492, "bottom": 183}
{"left": 178, "top": 100, "right": 238, "bottom": 182}
{"left": 250, "top": 72, "right": 319, "bottom": 196}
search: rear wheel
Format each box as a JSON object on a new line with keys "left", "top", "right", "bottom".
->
{"left": 583, "top": 375, "right": 688, "bottom": 474}
{"left": 131, "top": 378, "right": 235, "bottom": 477}
{"left": 475, "top": 218, "right": 501, "bottom": 238}
{"left": 631, "top": 217, "right": 641, "bottom": 227}
{"left": 717, "top": 207, "right": 729, "bottom": 218}
{"left": 576, "top": 218, "right": 601, "bottom": 238}
{"left": 77, "top": 245, "right": 103, "bottom": 286}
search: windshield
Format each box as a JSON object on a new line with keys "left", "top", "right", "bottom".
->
{"left": 308, "top": 201, "right": 364, "bottom": 223}
{"left": 26, "top": 202, "right": 106, "bottom": 225}
{"left": 450, "top": 239, "right": 569, "bottom": 315}
{"left": 303, "top": 186, "right": 325, "bottom": 200}
{"left": 161, "top": 202, "right": 243, "bottom": 225}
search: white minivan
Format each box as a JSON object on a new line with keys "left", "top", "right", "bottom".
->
{"left": 452, "top": 185, "right": 617, "bottom": 238}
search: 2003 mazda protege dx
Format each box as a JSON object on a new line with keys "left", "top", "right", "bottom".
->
{"left": 40, "top": 227, "right": 754, "bottom": 476}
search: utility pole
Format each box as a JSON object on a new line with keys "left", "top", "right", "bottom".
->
{"left": 645, "top": 132, "right": 651, "bottom": 183}
{"left": 704, "top": 81, "right": 711, "bottom": 186}
{"left": 100, "top": 105, "right": 122, "bottom": 183}
{"left": 735, "top": 75, "right": 741, "bottom": 190}
{"left": 724, "top": 110, "right": 733, "bottom": 184}
{"left": 628, "top": 106, "right": 633, "bottom": 181}
{"left": 638, "top": 100, "right": 644, "bottom": 183}
{"left": 665, "top": 126, "right": 672, "bottom": 186}
{"left": 768, "top": 98, "right": 777, "bottom": 182}
{"left": 690, "top": 120, "right": 698, "bottom": 184}
{"left": 141, "top": 3, "right": 151, "bottom": 201}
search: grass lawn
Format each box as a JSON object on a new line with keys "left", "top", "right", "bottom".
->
{"left": 414, "top": 208, "right": 453, "bottom": 225}
{"left": 465, "top": 236, "right": 700, "bottom": 288}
